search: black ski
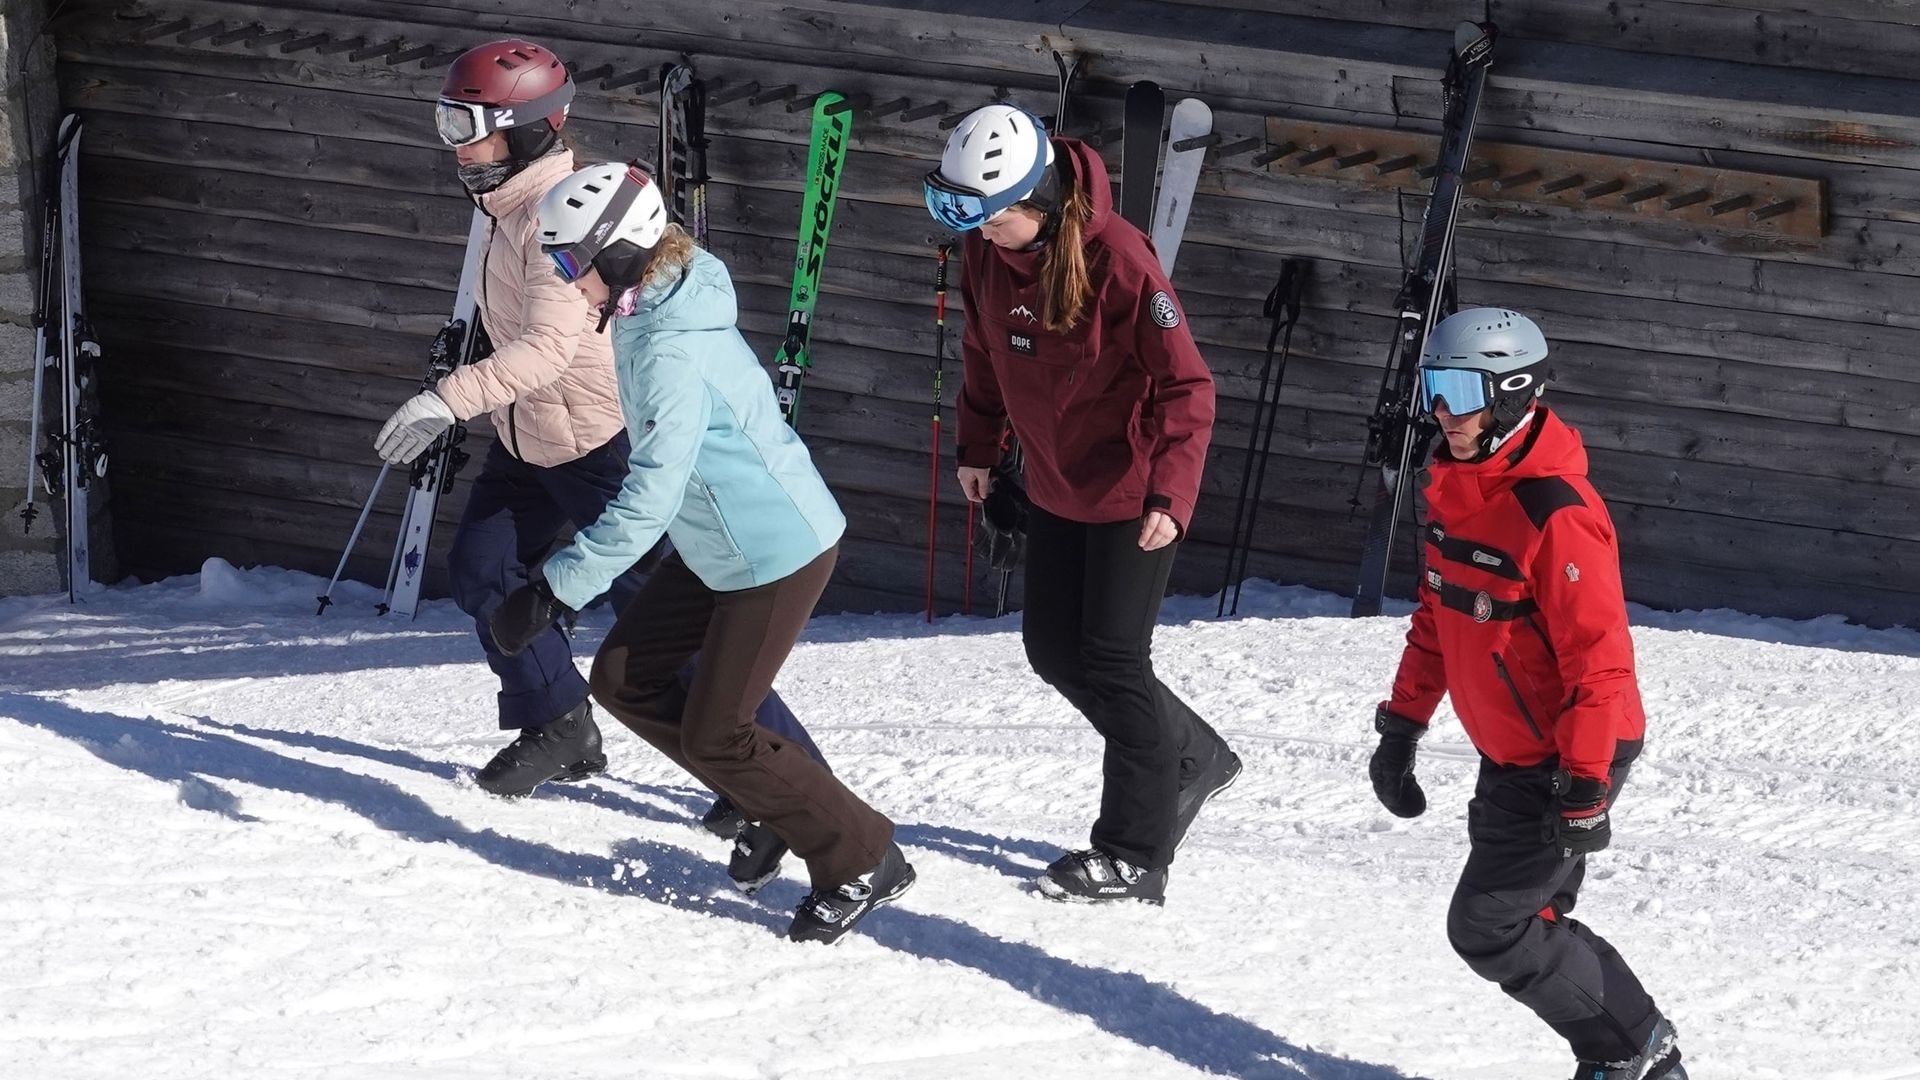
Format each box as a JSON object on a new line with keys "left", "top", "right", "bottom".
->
{"left": 659, "top": 61, "right": 695, "bottom": 229}
{"left": 1120, "top": 80, "right": 1164, "bottom": 232}
{"left": 1349, "top": 20, "right": 1496, "bottom": 618}
{"left": 1049, "top": 49, "right": 1084, "bottom": 135}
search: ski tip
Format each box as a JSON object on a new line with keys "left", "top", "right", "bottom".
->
{"left": 1454, "top": 20, "right": 1497, "bottom": 58}
{"left": 1172, "top": 97, "right": 1213, "bottom": 122}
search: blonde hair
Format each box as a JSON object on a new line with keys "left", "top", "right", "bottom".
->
{"left": 640, "top": 223, "right": 700, "bottom": 289}
{"left": 1036, "top": 179, "right": 1093, "bottom": 333}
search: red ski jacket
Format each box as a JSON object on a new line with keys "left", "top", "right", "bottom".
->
{"left": 954, "top": 138, "right": 1216, "bottom": 533}
{"left": 1385, "top": 408, "right": 1646, "bottom": 781}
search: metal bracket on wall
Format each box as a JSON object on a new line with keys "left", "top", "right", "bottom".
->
{"left": 1263, "top": 117, "right": 1827, "bottom": 238}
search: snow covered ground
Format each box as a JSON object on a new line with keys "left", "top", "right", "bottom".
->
{"left": 2, "top": 559, "right": 1917, "bottom": 1079}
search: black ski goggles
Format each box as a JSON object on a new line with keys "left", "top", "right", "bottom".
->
{"left": 435, "top": 83, "right": 575, "bottom": 147}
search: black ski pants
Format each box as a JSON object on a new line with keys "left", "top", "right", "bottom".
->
{"left": 1447, "top": 753, "right": 1661, "bottom": 1062}
{"left": 1021, "top": 505, "right": 1224, "bottom": 871}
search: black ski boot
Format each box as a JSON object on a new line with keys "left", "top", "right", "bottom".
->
{"left": 701, "top": 796, "right": 745, "bottom": 838}
{"left": 1573, "top": 1017, "right": 1686, "bottom": 1080}
{"left": 475, "top": 701, "right": 607, "bottom": 797}
{"left": 728, "top": 820, "right": 788, "bottom": 895}
{"left": 1037, "top": 847, "right": 1167, "bottom": 904}
{"left": 1172, "top": 742, "right": 1243, "bottom": 851}
{"left": 787, "top": 843, "right": 915, "bottom": 945}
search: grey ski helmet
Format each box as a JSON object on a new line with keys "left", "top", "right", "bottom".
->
{"left": 1418, "top": 307, "right": 1549, "bottom": 457}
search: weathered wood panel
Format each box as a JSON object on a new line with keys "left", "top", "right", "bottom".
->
{"left": 58, "top": 0, "right": 1920, "bottom": 627}
{"left": 87, "top": 187, "right": 1920, "bottom": 465}
{"left": 77, "top": 139, "right": 1920, "bottom": 393}
{"left": 1163, "top": 0, "right": 1920, "bottom": 81}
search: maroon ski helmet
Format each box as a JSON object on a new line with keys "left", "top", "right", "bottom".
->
{"left": 435, "top": 39, "right": 575, "bottom": 148}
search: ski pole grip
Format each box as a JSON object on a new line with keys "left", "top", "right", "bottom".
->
{"left": 1283, "top": 258, "right": 1307, "bottom": 321}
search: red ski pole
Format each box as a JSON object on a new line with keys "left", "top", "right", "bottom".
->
{"left": 926, "top": 243, "right": 952, "bottom": 622}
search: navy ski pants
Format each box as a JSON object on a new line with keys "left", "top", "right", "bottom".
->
{"left": 446, "top": 438, "right": 826, "bottom": 765}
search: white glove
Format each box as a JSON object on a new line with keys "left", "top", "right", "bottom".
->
{"left": 374, "top": 391, "right": 457, "bottom": 465}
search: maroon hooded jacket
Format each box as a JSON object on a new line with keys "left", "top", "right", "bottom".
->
{"left": 954, "top": 137, "right": 1216, "bottom": 533}
{"left": 1385, "top": 407, "right": 1647, "bottom": 782}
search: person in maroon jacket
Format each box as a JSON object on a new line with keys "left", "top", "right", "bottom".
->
{"left": 1371, "top": 309, "right": 1686, "bottom": 1080}
{"left": 923, "top": 104, "right": 1239, "bottom": 904}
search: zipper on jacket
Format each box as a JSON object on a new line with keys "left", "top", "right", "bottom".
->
{"left": 506, "top": 401, "right": 522, "bottom": 460}
{"left": 1524, "top": 613, "right": 1556, "bottom": 661}
{"left": 1492, "top": 653, "right": 1546, "bottom": 742}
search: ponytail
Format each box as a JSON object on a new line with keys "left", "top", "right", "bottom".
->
{"left": 1037, "top": 176, "right": 1093, "bottom": 333}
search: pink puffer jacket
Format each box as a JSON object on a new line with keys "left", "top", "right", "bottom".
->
{"left": 434, "top": 151, "right": 624, "bottom": 467}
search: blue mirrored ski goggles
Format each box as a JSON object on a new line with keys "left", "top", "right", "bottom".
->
{"left": 923, "top": 171, "right": 1002, "bottom": 232}
{"left": 1418, "top": 367, "right": 1493, "bottom": 416}
{"left": 545, "top": 245, "right": 591, "bottom": 283}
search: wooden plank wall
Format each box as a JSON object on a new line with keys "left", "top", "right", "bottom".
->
{"left": 54, "top": 0, "right": 1920, "bottom": 624}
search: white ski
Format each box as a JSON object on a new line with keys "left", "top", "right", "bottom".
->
{"left": 1151, "top": 97, "right": 1213, "bottom": 278}
{"left": 379, "top": 209, "right": 491, "bottom": 618}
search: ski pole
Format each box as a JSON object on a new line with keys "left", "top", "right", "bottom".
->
{"left": 317, "top": 461, "right": 393, "bottom": 615}
{"left": 19, "top": 193, "right": 58, "bottom": 535}
{"left": 925, "top": 243, "right": 952, "bottom": 623}
{"left": 963, "top": 508, "right": 975, "bottom": 616}
{"left": 1220, "top": 259, "right": 1307, "bottom": 617}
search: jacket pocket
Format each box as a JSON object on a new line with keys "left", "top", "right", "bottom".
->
{"left": 984, "top": 313, "right": 1091, "bottom": 384}
{"left": 699, "top": 483, "right": 745, "bottom": 563}
{"left": 1492, "top": 653, "right": 1546, "bottom": 742}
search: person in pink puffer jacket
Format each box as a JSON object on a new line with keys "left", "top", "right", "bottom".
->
{"left": 373, "top": 40, "right": 827, "bottom": 824}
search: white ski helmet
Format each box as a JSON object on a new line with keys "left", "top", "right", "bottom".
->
{"left": 1417, "top": 307, "right": 1550, "bottom": 454}
{"left": 535, "top": 161, "right": 669, "bottom": 288}
{"left": 924, "top": 103, "right": 1055, "bottom": 232}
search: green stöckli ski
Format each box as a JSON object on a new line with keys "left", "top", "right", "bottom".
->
{"left": 772, "top": 92, "right": 851, "bottom": 427}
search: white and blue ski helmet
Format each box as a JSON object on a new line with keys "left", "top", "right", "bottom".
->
{"left": 925, "top": 103, "right": 1054, "bottom": 232}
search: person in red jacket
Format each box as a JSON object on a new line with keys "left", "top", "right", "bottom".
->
{"left": 1370, "top": 308, "right": 1686, "bottom": 1080}
{"left": 924, "top": 104, "right": 1238, "bottom": 904}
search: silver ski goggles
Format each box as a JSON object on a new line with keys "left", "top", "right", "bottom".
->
{"left": 434, "top": 83, "right": 575, "bottom": 147}
{"left": 1418, "top": 367, "right": 1494, "bottom": 416}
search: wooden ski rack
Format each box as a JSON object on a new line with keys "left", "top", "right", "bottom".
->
{"left": 1263, "top": 117, "right": 1827, "bottom": 239}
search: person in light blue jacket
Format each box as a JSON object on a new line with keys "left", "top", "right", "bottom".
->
{"left": 489, "top": 161, "right": 913, "bottom": 946}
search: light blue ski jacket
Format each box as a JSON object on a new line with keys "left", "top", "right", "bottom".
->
{"left": 542, "top": 248, "right": 846, "bottom": 610}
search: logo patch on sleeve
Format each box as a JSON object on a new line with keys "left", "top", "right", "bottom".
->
{"left": 1149, "top": 291, "right": 1181, "bottom": 328}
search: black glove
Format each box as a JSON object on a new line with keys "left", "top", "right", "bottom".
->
{"left": 489, "top": 580, "right": 575, "bottom": 658}
{"left": 976, "top": 474, "right": 1030, "bottom": 572}
{"left": 1551, "top": 770, "right": 1612, "bottom": 857}
{"left": 1369, "top": 706, "right": 1428, "bottom": 818}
